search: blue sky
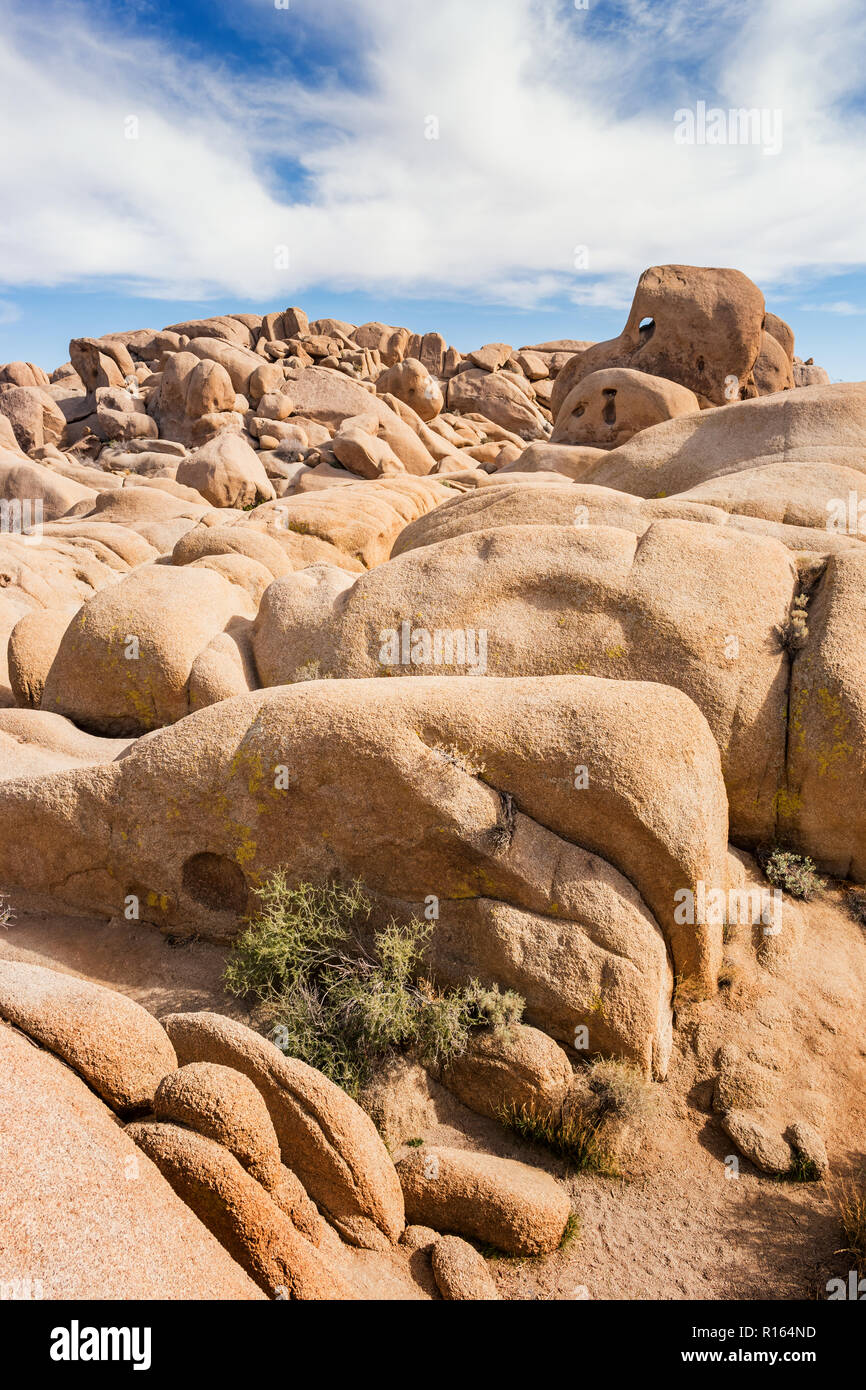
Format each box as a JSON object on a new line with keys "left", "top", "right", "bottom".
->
{"left": 2, "top": 0, "right": 866, "bottom": 376}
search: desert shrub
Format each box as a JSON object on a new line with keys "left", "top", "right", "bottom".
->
{"left": 500, "top": 1101, "right": 613, "bottom": 1173}
{"left": 586, "top": 1058, "right": 657, "bottom": 1124}
{"left": 757, "top": 847, "right": 825, "bottom": 900}
{"left": 777, "top": 592, "right": 809, "bottom": 654}
{"left": 223, "top": 875, "right": 524, "bottom": 1097}
{"left": 847, "top": 888, "right": 866, "bottom": 927}
{"left": 501, "top": 1059, "right": 654, "bottom": 1174}
{"left": 834, "top": 1177, "right": 866, "bottom": 1272}
{"left": 789, "top": 1153, "right": 822, "bottom": 1184}
{"left": 0, "top": 896, "right": 12, "bottom": 930}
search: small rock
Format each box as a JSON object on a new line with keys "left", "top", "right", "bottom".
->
{"left": 432, "top": 1236, "right": 500, "bottom": 1301}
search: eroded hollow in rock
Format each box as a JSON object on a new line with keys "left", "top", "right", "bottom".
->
{"left": 181, "top": 852, "right": 249, "bottom": 913}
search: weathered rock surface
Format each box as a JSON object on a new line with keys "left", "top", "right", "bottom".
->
{"left": 0, "top": 957, "right": 176, "bottom": 1113}
{"left": 0, "top": 1022, "right": 262, "bottom": 1299}
{"left": 127, "top": 1119, "right": 351, "bottom": 1297}
{"left": 154, "top": 1062, "right": 283, "bottom": 1190}
{"left": 396, "top": 1146, "right": 571, "bottom": 1255}
{"left": 431, "top": 1236, "right": 500, "bottom": 1300}
{"left": 162, "top": 1011, "right": 405, "bottom": 1249}
{"left": 0, "top": 676, "right": 730, "bottom": 1060}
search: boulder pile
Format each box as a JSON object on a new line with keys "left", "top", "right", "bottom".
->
{"left": 0, "top": 263, "right": 856, "bottom": 1299}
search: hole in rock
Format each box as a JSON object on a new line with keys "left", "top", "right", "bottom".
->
{"left": 602, "top": 388, "right": 617, "bottom": 425}
{"left": 638, "top": 317, "right": 655, "bottom": 341}
{"left": 181, "top": 852, "right": 249, "bottom": 913}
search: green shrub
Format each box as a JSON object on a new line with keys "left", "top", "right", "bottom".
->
{"left": 500, "top": 1100, "right": 615, "bottom": 1174}
{"left": 789, "top": 1153, "right": 822, "bottom": 1184}
{"left": 758, "top": 847, "right": 825, "bottom": 900}
{"left": 223, "top": 875, "right": 524, "bottom": 1097}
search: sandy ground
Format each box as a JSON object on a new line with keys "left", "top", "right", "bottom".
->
{"left": 2, "top": 880, "right": 863, "bottom": 1302}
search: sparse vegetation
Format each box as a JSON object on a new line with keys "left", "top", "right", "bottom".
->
{"left": 587, "top": 1058, "right": 657, "bottom": 1125}
{"left": 758, "top": 846, "right": 825, "bottom": 900}
{"left": 789, "top": 1153, "right": 822, "bottom": 1184}
{"left": 223, "top": 874, "right": 524, "bottom": 1097}
{"left": 501, "top": 1100, "right": 613, "bottom": 1172}
{"left": 847, "top": 887, "right": 866, "bottom": 928}
{"left": 559, "top": 1210, "right": 580, "bottom": 1250}
{"left": 834, "top": 1176, "right": 866, "bottom": 1272}
{"left": 501, "top": 1059, "right": 655, "bottom": 1175}
{"left": 777, "top": 592, "right": 810, "bottom": 654}
{"left": 0, "top": 896, "right": 11, "bottom": 930}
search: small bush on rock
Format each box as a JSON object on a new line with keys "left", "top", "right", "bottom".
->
{"left": 777, "top": 592, "right": 810, "bottom": 654}
{"left": 758, "top": 847, "right": 825, "bottom": 900}
{"left": 224, "top": 874, "right": 524, "bottom": 1097}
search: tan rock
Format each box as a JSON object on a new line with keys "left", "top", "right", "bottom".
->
{"left": 0, "top": 361, "right": 51, "bottom": 389}
{"left": 396, "top": 1146, "right": 571, "bottom": 1255}
{"left": 448, "top": 369, "right": 547, "bottom": 439}
{"left": 764, "top": 312, "right": 795, "bottom": 363}
{"left": 184, "top": 337, "right": 265, "bottom": 396}
{"left": 271, "top": 1164, "right": 327, "bottom": 1245}
{"left": 0, "top": 385, "right": 67, "bottom": 453}
{"left": 165, "top": 316, "right": 254, "bottom": 347}
{"left": 332, "top": 426, "right": 406, "bottom": 478}
{"left": 256, "top": 518, "right": 793, "bottom": 844}
{"left": 579, "top": 384, "right": 866, "bottom": 498}
{"left": 0, "top": 957, "right": 176, "bottom": 1113}
{"left": 0, "top": 677, "right": 724, "bottom": 1059}
{"left": 551, "top": 264, "right": 765, "bottom": 415}
{"left": 0, "top": 451, "right": 94, "bottom": 519}
{"left": 176, "top": 433, "right": 276, "bottom": 508}
{"left": 376, "top": 359, "right": 444, "bottom": 422}
{"left": 249, "top": 475, "right": 450, "bottom": 569}
{"left": 552, "top": 368, "right": 700, "bottom": 448}
{"left": 720, "top": 1109, "right": 793, "bottom": 1175}
{"left": 171, "top": 523, "right": 296, "bottom": 577}
{"left": 127, "top": 1120, "right": 351, "bottom": 1297}
{"left": 283, "top": 366, "right": 435, "bottom": 474}
{"left": 154, "top": 1062, "right": 282, "bottom": 1190}
{"left": 70, "top": 336, "right": 135, "bottom": 391}
{"left": 8, "top": 608, "right": 74, "bottom": 708}
{"left": 41, "top": 563, "right": 257, "bottom": 735}
{"left": 163, "top": 1011, "right": 405, "bottom": 1250}
{"left": 469, "top": 343, "right": 513, "bottom": 373}
{"left": 432, "top": 1235, "right": 500, "bottom": 1300}
{"left": 0, "top": 1022, "right": 262, "bottom": 1299}
{"left": 440, "top": 1024, "right": 573, "bottom": 1123}
{"left": 750, "top": 330, "right": 794, "bottom": 395}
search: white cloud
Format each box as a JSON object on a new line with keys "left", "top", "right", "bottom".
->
{"left": 802, "top": 300, "right": 866, "bottom": 315}
{"left": 1, "top": 0, "right": 865, "bottom": 309}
